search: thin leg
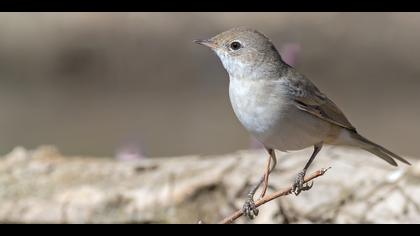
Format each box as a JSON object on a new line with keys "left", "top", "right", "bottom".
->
{"left": 242, "top": 148, "right": 277, "bottom": 219}
{"left": 259, "top": 148, "right": 277, "bottom": 199}
{"left": 292, "top": 142, "right": 323, "bottom": 196}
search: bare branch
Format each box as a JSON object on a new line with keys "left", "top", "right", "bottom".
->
{"left": 218, "top": 167, "right": 331, "bottom": 224}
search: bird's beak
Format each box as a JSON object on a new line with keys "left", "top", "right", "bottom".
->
{"left": 193, "top": 39, "right": 217, "bottom": 49}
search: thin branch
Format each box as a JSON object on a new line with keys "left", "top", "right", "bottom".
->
{"left": 218, "top": 167, "right": 331, "bottom": 224}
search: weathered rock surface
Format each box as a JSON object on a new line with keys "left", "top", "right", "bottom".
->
{"left": 0, "top": 146, "right": 418, "bottom": 223}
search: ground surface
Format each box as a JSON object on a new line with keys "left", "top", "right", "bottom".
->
{"left": 0, "top": 145, "right": 418, "bottom": 223}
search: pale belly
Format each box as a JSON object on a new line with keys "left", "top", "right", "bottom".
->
{"left": 229, "top": 78, "right": 332, "bottom": 151}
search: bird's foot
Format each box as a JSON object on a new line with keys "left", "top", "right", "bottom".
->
{"left": 291, "top": 170, "right": 313, "bottom": 196}
{"left": 242, "top": 194, "right": 259, "bottom": 220}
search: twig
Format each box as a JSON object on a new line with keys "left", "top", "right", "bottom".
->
{"left": 218, "top": 167, "right": 331, "bottom": 224}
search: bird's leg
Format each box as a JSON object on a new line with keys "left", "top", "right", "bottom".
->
{"left": 243, "top": 148, "right": 277, "bottom": 219}
{"left": 292, "top": 142, "right": 323, "bottom": 196}
{"left": 259, "top": 149, "right": 277, "bottom": 199}
{"left": 242, "top": 180, "right": 261, "bottom": 220}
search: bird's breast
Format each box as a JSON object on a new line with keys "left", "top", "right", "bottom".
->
{"left": 229, "top": 77, "right": 290, "bottom": 140}
{"left": 229, "top": 77, "right": 333, "bottom": 151}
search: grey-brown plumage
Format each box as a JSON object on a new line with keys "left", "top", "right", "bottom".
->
{"left": 194, "top": 26, "right": 410, "bottom": 219}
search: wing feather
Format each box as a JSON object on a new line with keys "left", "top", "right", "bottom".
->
{"left": 283, "top": 70, "right": 356, "bottom": 132}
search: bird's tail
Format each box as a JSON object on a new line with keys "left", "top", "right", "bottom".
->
{"left": 348, "top": 132, "right": 411, "bottom": 166}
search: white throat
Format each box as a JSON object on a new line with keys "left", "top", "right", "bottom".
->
{"left": 215, "top": 49, "right": 256, "bottom": 79}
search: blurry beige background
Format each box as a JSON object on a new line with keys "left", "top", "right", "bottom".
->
{"left": 0, "top": 12, "right": 419, "bottom": 158}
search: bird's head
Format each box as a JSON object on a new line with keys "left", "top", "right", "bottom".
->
{"left": 194, "top": 27, "right": 285, "bottom": 79}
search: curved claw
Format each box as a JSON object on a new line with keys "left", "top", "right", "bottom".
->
{"left": 302, "top": 181, "right": 313, "bottom": 191}
{"left": 242, "top": 197, "right": 259, "bottom": 220}
{"left": 292, "top": 170, "right": 314, "bottom": 196}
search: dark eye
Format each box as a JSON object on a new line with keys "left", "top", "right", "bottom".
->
{"left": 230, "top": 41, "right": 242, "bottom": 51}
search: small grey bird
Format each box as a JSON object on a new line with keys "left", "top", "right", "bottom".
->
{"left": 194, "top": 27, "right": 410, "bottom": 219}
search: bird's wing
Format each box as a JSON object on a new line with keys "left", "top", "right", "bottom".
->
{"left": 284, "top": 72, "right": 356, "bottom": 132}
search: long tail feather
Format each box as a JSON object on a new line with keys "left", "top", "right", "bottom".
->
{"left": 350, "top": 133, "right": 411, "bottom": 166}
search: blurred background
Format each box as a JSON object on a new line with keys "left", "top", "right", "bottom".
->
{"left": 0, "top": 12, "right": 419, "bottom": 158}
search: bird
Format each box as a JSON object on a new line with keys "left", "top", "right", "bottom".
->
{"left": 194, "top": 27, "right": 410, "bottom": 220}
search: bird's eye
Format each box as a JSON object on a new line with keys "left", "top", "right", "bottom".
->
{"left": 229, "top": 41, "right": 242, "bottom": 51}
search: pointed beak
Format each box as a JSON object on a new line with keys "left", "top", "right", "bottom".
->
{"left": 193, "top": 39, "right": 217, "bottom": 49}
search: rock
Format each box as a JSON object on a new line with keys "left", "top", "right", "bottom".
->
{"left": 0, "top": 145, "right": 418, "bottom": 223}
